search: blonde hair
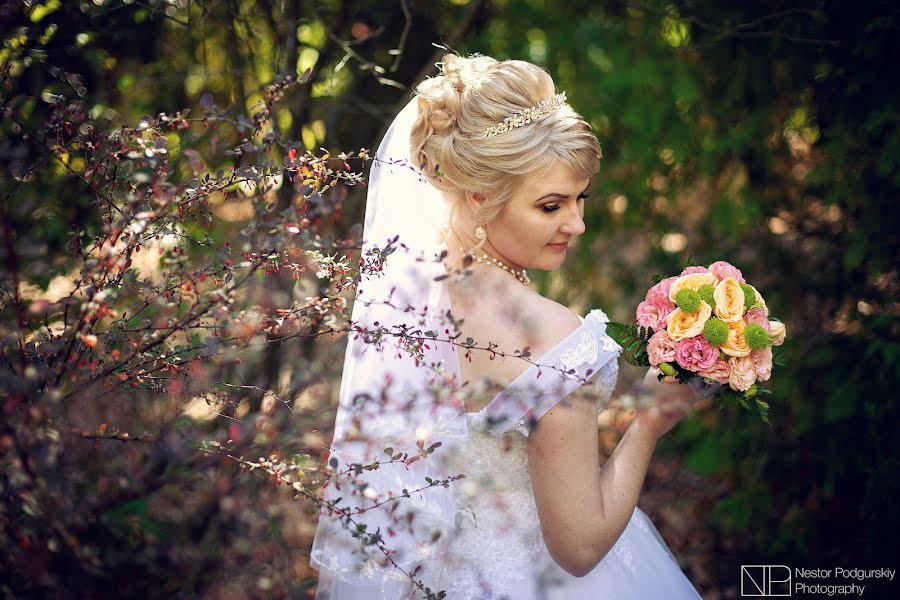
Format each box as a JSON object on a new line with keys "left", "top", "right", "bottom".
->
{"left": 409, "top": 53, "right": 601, "bottom": 225}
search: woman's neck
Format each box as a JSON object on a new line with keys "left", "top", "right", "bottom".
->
{"left": 446, "top": 203, "right": 523, "bottom": 272}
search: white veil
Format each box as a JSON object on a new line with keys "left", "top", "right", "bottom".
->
{"left": 309, "top": 97, "right": 468, "bottom": 599}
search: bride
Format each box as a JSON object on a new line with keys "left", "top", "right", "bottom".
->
{"left": 310, "top": 53, "right": 705, "bottom": 599}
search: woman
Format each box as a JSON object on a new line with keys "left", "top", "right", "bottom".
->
{"left": 310, "top": 54, "right": 704, "bottom": 599}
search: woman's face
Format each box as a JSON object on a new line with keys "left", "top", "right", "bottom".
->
{"left": 482, "top": 161, "right": 590, "bottom": 271}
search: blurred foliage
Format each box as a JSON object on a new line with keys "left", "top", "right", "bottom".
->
{"left": 2, "top": 0, "right": 898, "bottom": 597}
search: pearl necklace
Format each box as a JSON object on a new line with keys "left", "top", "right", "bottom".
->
{"left": 466, "top": 249, "right": 531, "bottom": 285}
{"left": 440, "top": 226, "right": 530, "bottom": 285}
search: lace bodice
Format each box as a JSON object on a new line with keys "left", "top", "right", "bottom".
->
{"left": 448, "top": 363, "right": 619, "bottom": 598}
{"left": 436, "top": 330, "right": 621, "bottom": 599}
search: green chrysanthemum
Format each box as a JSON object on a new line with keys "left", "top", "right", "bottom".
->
{"left": 740, "top": 283, "right": 756, "bottom": 311}
{"left": 698, "top": 284, "right": 715, "bottom": 306}
{"left": 703, "top": 317, "right": 728, "bottom": 346}
{"left": 675, "top": 289, "right": 702, "bottom": 313}
{"left": 744, "top": 323, "right": 771, "bottom": 350}
{"left": 659, "top": 362, "right": 677, "bottom": 377}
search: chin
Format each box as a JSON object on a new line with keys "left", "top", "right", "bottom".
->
{"left": 531, "top": 255, "right": 567, "bottom": 271}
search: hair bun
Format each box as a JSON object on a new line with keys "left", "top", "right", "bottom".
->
{"left": 414, "top": 54, "right": 499, "bottom": 136}
{"left": 415, "top": 74, "right": 463, "bottom": 136}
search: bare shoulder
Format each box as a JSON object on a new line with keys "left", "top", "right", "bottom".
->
{"left": 517, "top": 289, "right": 583, "bottom": 355}
{"left": 449, "top": 272, "right": 583, "bottom": 386}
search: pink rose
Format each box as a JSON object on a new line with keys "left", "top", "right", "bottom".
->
{"left": 697, "top": 359, "right": 731, "bottom": 385}
{"left": 647, "top": 276, "right": 678, "bottom": 303}
{"left": 636, "top": 295, "right": 675, "bottom": 332}
{"left": 680, "top": 266, "right": 709, "bottom": 276}
{"left": 744, "top": 308, "right": 771, "bottom": 333}
{"left": 750, "top": 347, "right": 773, "bottom": 381}
{"left": 675, "top": 336, "right": 719, "bottom": 372}
{"left": 728, "top": 356, "right": 757, "bottom": 392}
{"left": 708, "top": 261, "right": 745, "bottom": 283}
{"left": 647, "top": 330, "right": 678, "bottom": 367}
{"left": 645, "top": 285, "right": 670, "bottom": 306}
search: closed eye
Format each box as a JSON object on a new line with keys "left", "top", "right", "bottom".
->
{"left": 542, "top": 193, "right": 589, "bottom": 213}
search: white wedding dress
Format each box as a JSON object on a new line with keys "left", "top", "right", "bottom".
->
{"left": 433, "top": 310, "right": 701, "bottom": 600}
{"left": 312, "top": 310, "right": 702, "bottom": 600}
{"left": 309, "top": 96, "right": 700, "bottom": 599}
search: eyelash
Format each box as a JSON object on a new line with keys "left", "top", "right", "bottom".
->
{"left": 542, "top": 193, "right": 589, "bottom": 212}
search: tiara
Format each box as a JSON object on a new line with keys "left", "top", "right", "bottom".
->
{"left": 479, "top": 92, "right": 568, "bottom": 138}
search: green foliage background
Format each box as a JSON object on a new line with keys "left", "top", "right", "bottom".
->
{"left": 3, "top": 0, "right": 898, "bottom": 596}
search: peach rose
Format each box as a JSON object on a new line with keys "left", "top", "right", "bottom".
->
{"left": 720, "top": 319, "right": 752, "bottom": 357}
{"left": 665, "top": 302, "right": 712, "bottom": 341}
{"left": 647, "top": 330, "right": 678, "bottom": 367}
{"left": 769, "top": 320, "right": 786, "bottom": 346}
{"left": 728, "top": 355, "right": 757, "bottom": 392}
{"left": 668, "top": 272, "right": 719, "bottom": 303}
{"left": 750, "top": 347, "right": 773, "bottom": 381}
{"left": 713, "top": 277, "right": 746, "bottom": 323}
{"left": 698, "top": 358, "right": 731, "bottom": 385}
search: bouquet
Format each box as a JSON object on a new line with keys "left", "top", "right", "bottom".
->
{"left": 608, "top": 262, "right": 786, "bottom": 423}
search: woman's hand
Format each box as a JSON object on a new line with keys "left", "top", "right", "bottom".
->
{"left": 633, "top": 367, "right": 706, "bottom": 440}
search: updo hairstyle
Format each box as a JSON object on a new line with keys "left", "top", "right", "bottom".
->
{"left": 409, "top": 53, "right": 601, "bottom": 225}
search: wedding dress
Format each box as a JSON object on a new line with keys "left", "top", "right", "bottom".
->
{"left": 309, "top": 97, "right": 702, "bottom": 600}
{"left": 435, "top": 311, "right": 703, "bottom": 600}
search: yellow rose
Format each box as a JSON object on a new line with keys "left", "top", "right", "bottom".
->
{"left": 720, "top": 319, "right": 752, "bottom": 357}
{"left": 769, "top": 320, "right": 786, "bottom": 346}
{"left": 668, "top": 272, "right": 719, "bottom": 303}
{"left": 665, "top": 302, "right": 712, "bottom": 341}
{"left": 714, "top": 277, "right": 746, "bottom": 323}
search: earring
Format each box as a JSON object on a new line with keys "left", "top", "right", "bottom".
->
{"left": 474, "top": 225, "right": 487, "bottom": 241}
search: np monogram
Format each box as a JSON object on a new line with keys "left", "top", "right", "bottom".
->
{"left": 741, "top": 565, "right": 791, "bottom": 596}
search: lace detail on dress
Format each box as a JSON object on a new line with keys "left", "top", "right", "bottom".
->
{"left": 449, "top": 356, "right": 621, "bottom": 598}
{"left": 560, "top": 329, "right": 599, "bottom": 374}
{"left": 438, "top": 309, "right": 623, "bottom": 597}
{"left": 613, "top": 526, "right": 637, "bottom": 578}
{"left": 592, "top": 356, "right": 619, "bottom": 410}
{"left": 441, "top": 422, "right": 542, "bottom": 599}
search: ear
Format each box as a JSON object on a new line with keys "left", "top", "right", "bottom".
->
{"left": 464, "top": 190, "right": 487, "bottom": 212}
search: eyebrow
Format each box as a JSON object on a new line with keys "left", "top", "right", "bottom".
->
{"left": 535, "top": 183, "right": 591, "bottom": 203}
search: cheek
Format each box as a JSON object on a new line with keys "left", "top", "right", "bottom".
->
{"left": 493, "top": 210, "right": 559, "bottom": 255}
{"left": 508, "top": 215, "right": 546, "bottom": 244}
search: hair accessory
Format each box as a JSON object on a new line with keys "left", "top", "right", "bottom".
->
{"left": 480, "top": 92, "right": 568, "bottom": 138}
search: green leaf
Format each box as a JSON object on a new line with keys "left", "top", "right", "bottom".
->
{"left": 755, "top": 399, "right": 771, "bottom": 425}
{"left": 607, "top": 321, "right": 651, "bottom": 367}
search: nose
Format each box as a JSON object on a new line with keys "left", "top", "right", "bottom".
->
{"left": 560, "top": 202, "right": 585, "bottom": 236}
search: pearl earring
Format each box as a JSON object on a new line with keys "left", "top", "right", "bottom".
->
{"left": 475, "top": 226, "right": 487, "bottom": 240}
